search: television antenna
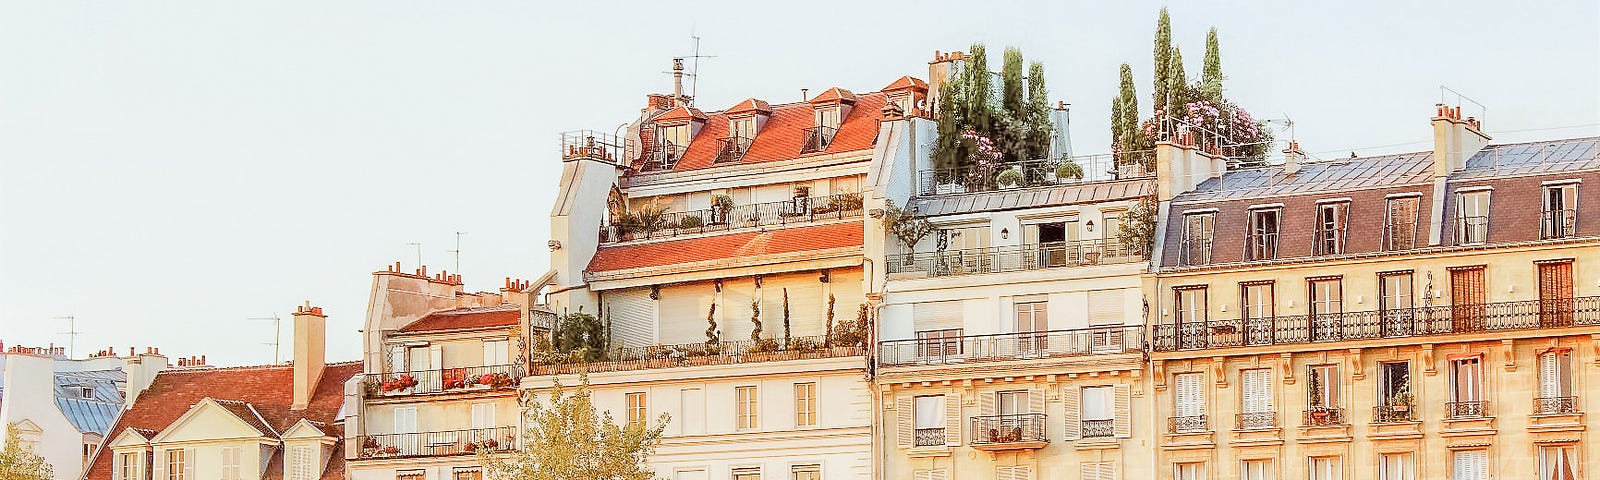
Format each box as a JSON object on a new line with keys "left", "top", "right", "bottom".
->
{"left": 661, "top": 34, "right": 716, "bottom": 105}
{"left": 405, "top": 242, "right": 422, "bottom": 271}
{"left": 54, "top": 316, "right": 79, "bottom": 358}
{"left": 448, "top": 231, "right": 467, "bottom": 275}
{"left": 249, "top": 314, "right": 282, "bottom": 363}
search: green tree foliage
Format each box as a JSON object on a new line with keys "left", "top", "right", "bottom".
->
{"left": 1025, "top": 61, "right": 1053, "bottom": 161}
{"left": 781, "top": 288, "right": 792, "bottom": 344}
{"left": 480, "top": 377, "right": 667, "bottom": 480}
{"left": 1116, "top": 196, "right": 1159, "bottom": 258}
{"left": 932, "top": 80, "right": 967, "bottom": 171}
{"left": 1202, "top": 27, "right": 1223, "bottom": 100}
{"left": 962, "top": 44, "right": 993, "bottom": 135}
{"left": 554, "top": 312, "right": 608, "bottom": 362}
{"left": 932, "top": 43, "right": 1056, "bottom": 169}
{"left": 704, "top": 303, "right": 718, "bottom": 346}
{"left": 1165, "top": 47, "right": 1187, "bottom": 115}
{"left": 749, "top": 300, "right": 763, "bottom": 342}
{"left": 1112, "top": 63, "right": 1152, "bottom": 169}
{"left": 0, "top": 427, "right": 53, "bottom": 480}
{"left": 1127, "top": 8, "right": 1273, "bottom": 165}
{"left": 882, "top": 200, "right": 933, "bottom": 263}
{"left": 1001, "top": 47, "right": 1026, "bottom": 121}
{"left": 1153, "top": 7, "right": 1172, "bottom": 110}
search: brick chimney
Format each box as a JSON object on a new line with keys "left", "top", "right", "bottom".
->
{"left": 1283, "top": 141, "right": 1306, "bottom": 175}
{"left": 926, "top": 50, "right": 966, "bottom": 118}
{"left": 1431, "top": 103, "right": 1492, "bottom": 177}
{"left": 292, "top": 302, "right": 327, "bottom": 410}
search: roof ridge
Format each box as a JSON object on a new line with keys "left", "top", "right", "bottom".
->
{"left": 696, "top": 90, "right": 887, "bottom": 116}
{"left": 246, "top": 402, "right": 280, "bottom": 437}
{"left": 1486, "top": 135, "right": 1600, "bottom": 148}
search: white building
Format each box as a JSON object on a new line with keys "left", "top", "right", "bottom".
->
{"left": 0, "top": 344, "right": 171, "bottom": 480}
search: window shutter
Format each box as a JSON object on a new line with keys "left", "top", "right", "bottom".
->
{"left": 896, "top": 396, "right": 913, "bottom": 448}
{"left": 943, "top": 393, "right": 962, "bottom": 446}
{"left": 1539, "top": 353, "right": 1560, "bottom": 398}
{"left": 472, "top": 403, "right": 495, "bottom": 429}
{"left": 112, "top": 452, "right": 121, "bottom": 480}
{"left": 997, "top": 465, "right": 1032, "bottom": 480}
{"left": 1029, "top": 388, "right": 1045, "bottom": 414}
{"left": 1454, "top": 450, "right": 1487, "bottom": 480}
{"left": 1088, "top": 290, "right": 1123, "bottom": 326}
{"left": 1114, "top": 384, "right": 1132, "bottom": 438}
{"left": 1062, "top": 386, "right": 1081, "bottom": 441}
{"left": 1242, "top": 369, "right": 1271, "bottom": 413}
{"left": 979, "top": 391, "right": 997, "bottom": 417}
{"left": 1175, "top": 373, "right": 1203, "bottom": 417}
{"left": 914, "top": 470, "right": 948, "bottom": 480}
{"left": 914, "top": 301, "right": 965, "bottom": 331}
{"left": 153, "top": 450, "right": 164, "bottom": 479}
{"left": 1082, "top": 463, "right": 1115, "bottom": 480}
{"left": 184, "top": 448, "right": 196, "bottom": 479}
{"left": 609, "top": 288, "right": 657, "bottom": 348}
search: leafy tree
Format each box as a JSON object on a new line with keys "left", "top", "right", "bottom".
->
{"left": 1112, "top": 63, "right": 1152, "bottom": 170}
{"left": 1116, "top": 196, "right": 1159, "bottom": 259}
{"left": 1025, "top": 61, "right": 1053, "bottom": 161}
{"left": 0, "top": 426, "right": 53, "bottom": 480}
{"left": 1202, "top": 27, "right": 1223, "bottom": 101}
{"left": 931, "top": 80, "right": 968, "bottom": 171}
{"left": 1165, "top": 47, "right": 1187, "bottom": 115}
{"left": 999, "top": 47, "right": 1027, "bottom": 161}
{"left": 480, "top": 376, "right": 667, "bottom": 480}
{"left": 553, "top": 312, "right": 607, "bottom": 362}
{"left": 882, "top": 200, "right": 933, "bottom": 264}
{"left": 1152, "top": 7, "right": 1172, "bottom": 110}
{"left": 961, "top": 44, "right": 993, "bottom": 137}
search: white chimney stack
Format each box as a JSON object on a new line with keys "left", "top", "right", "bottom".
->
{"left": 292, "top": 302, "right": 327, "bottom": 410}
{"left": 1283, "top": 141, "right": 1306, "bottom": 175}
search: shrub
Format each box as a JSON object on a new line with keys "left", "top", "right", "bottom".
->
{"left": 1056, "top": 161, "right": 1084, "bottom": 180}
{"left": 996, "top": 168, "right": 1023, "bottom": 187}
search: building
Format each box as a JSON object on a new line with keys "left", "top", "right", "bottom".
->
{"left": 1146, "top": 106, "right": 1598, "bottom": 480}
{"left": 531, "top": 62, "right": 927, "bottom": 480}
{"left": 82, "top": 304, "right": 359, "bottom": 480}
{"left": 868, "top": 51, "right": 1156, "bottom": 480}
{"left": 0, "top": 343, "right": 175, "bottom": 480}
{"left": 341, "top": 266, "right": 553, "bottom": 480}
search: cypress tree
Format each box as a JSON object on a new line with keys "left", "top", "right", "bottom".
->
{"left": 964, "top": 43, "right": 992, "bottom": 139}
{"left": 1202, "top": 27, "right": 1223, "bottom": 101}
{"left": 1001, "top": 47, "right": 1026, "bottom": 120}
{"left": 1153, "top": 7, "right": 1172, "bottom": 113}
{"left": 1110, "top": 94, "right": 1124, "bottom": 156}
{"left": 1166, "top": 47, "right": 1187, "bottom": 116}
{"left": 1026, "top": 61, "right": 1052, "bottom": 160}
{"left": 998, "top": 47, "right": 1026, "bottom": 161}
{"left": 932, "top": 79, "right": 967, "bottom": 171}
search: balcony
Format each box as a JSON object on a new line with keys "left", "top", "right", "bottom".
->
{"left": 362, "top": 364, "right": 524, "bottom": 397}
{"left": 1243, "top": 232, "right": 1278, "bottom": 261}
{"left": 1167, "top": 414, "right": 1208, "bottom": 433}
{"left": 877, "top": 326, "right": 1144, "bottom": 368}
{"left": 598, "top": 193, "right": 862, "bottom": 244}
{"left": 1179, "top": 239, "right": 1213, "bottom": 266}
{"left": 1302, "top": 407, "right": 1347, "bottom": 427}
{"left": 1151, "top": 296, "right": 1600, "bottom": 352}
{"left": 358, "top": 426, "right": 517, "bottom": 459}
{"left": 1371, "top": 405, "right": 1416, "bottom": 424}
{"left": 1236, "top": 412, "right": 1277, "bottom": 430}
{"left": 1542, "top": 209, "right": 1577, "bottom": 239}
{"left": 640, "top": 141, "right": 686, "bottom": 172}
{"left": 913, "top": 427, "right": 946, "bottom": 447}
{"left": 1535, "top": 396, "right": 1579, "bottom": 415}
{"left": 1080, "top": 419, "right": 1115, "bottom": 439}
{"left": 914, "top": 152, "right": 1151, "bottom": 196}
{"left": 800, "top": 125, "right": 836, "bottom": 154}
{"left": 560, "top": 130, "right": 632, "bottom": 163}
{"left": 714, "top": 136, "right": 753, "bottom": 163}
{"left": 885, "top": 240, "right": 1144, "bottom": 278}
{"left": 530, "top": 335, "right": 864, "bottom": 376}
{"left": 1446, "top": 400, "right": 1490, "bottom": 419}
{"left": 970, "top": 414, "right": 1047, "bottom": 450}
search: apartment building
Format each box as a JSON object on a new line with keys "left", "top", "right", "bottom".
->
{"left": 532, "top": 64, "right": 930, "bottom": 480}
{"left": 0, "top": 344, "right": 173, "bottom": 480}
{"left": 1146, "top": 106, "right": 1598, "bottom": 480}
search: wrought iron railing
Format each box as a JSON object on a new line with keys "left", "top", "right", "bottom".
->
{"left": 1312, "top": 228, "right": 1346, "bottom": 256}
{"left": 1372, "top": 405, "right": 1415, "bottom": 424}
{"left": 362, "top": 364, "right": 524, "bottom": 396}
{"left": 914, "top": 152, "right": 1153, "bottom": 196}
{"left": 529, "top": 309, "right": 557, "bottom": 332}
{"left": 1179, "top": 239, "right": 1213, "bottom": 266}
{"left": 1080, "top": 419, "right": 1114, "bottom": 438}
{"left": 1151, "top": 296, "right": 1600, "bottom": 351}
{"left": 1446, "top": 400, "right": 1490, "bottom": 419}
{"left": 1542, "top": 209, "right": 1577, "bottom": 239}
{"left": 714, "top": 136, "right": 753, "bottom": 163}
{"left": 599, "top": 193, "right": 862, "bottom": 243}
{"left": 640, "top": 141, "right": 686, "bottom": 172}
{"left": 970, "top": 414, "right": 1047, "bottom": 446}
{"left": 560, "top": 130, "right": 633, "bottom": 163}
{"left": 885, "top": 240, "right": 1143, "bottom": 277}
{"left": 1244, "top": 233, "right": 1278, "bottom": 261}
{"left": 1457, "top": 215, "right": 1489, "bottom": 244}
{"left": 530, "top": 335, "right": 864, "bottom": 375}
{"left": 1302, "top": 407, "right": 1346, "bottom": 426}
{"left": 1535, "top": 396, "right": 1579, "bottom": 415}
{"left": 1384, "top": 221, "right": 1418, "bottom": 251}
{"left": 1236, "top": 411, "right": 1277, "bottom": 430}
{"left": 358, "top": 426, "right": 518, "bottom": 459}
{"left": 800, "top": 125, "right": 837, "bottom": 154}
{"left": 878, "top": 326, "right": 1144, "bottom": 367}
{"left": 1167, "top": 414, "right": 1208, "bottom": 433}
{"left": 913, "top": 428, "right": 945, "bottom": 447}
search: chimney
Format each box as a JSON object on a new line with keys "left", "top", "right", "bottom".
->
{"left": 926, "top": 50, "right": 966, "bottom": 118}
{"left": 1283, "top": 141, "right": 1306, "bottom": 175}
{"left": 1432, "top": 103, "right": 1492, "bottom": 177}
{"left": 1154, "top": 134, "right": 1224, "bottom": 202}
{"left": 292, "top": 302, "right": 327, "bottom": 410}
{"left": 671, "top": 58, "right": 686, "bottom": 107}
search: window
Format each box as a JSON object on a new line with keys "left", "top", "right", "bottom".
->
{"left": 912, "top": 395, "right": 945, "bottom": 446}
{"left": 735, "top": 386, "right": 758, "bottom": 430}
{"left": 916, "top": 328, "right": 964, "bottom": 359}
{"left": 221, "top": 446, "right": 240, "bottom": 480}
{"left": 1450, "top": 266, "right": 1487, "bottom": 331}
{"left": 165, "top": 448, "right": 189, "bottom": 480}
{"left": 1453, "top": 450, "right": 1488, "bottom": 480}
{"left": 1082, "top": 462, "right": 1116, "bottom": 480}
{"left": 1242, "top": 459, "right": 1273, "bottom": 480}
{"left": 1456, "top": 190, "right": 1490, "bottom": 244}
{"left": 997, "top": 390, "right": 1029, "bottom": 416}
{"left": 1173, "top": 373, "right": 1206, "bottom": 432}
{"left": 116, "top": 452, "right": 140, "bottom": 480}
{"left": 289, "top": 445, "right": 315, "bottom": 480}
{"left": 1014, "top": 301, "right": 1048, "bottom": 357}
{"left": 794, "top": 383, "right": 817, "bottom": 427}
{"left": 1175, "top": 462, "right": 1206, "bottom": 480}
{"left": 393, "top": 407, "right": 418, "bottom": 434}
{"left": 626, "top": 392, "right": 647, "bottom": 426}
{"left": 936, "top": 225, "right": 993, "bottom": 273}
{"left": 387, "top": 345, "right": 407, "bottom": 375}
{"left": 1538, "top": 260, "right": 1575, "bottom": 327}
{"left": 453, "top": 468, "right": 484, "bottom": 480}
{"left": 1081, "top": 386, "right": 1114, "bottom": 437}
{"left": 1181, "top": 212, "right": 1215, "bottom": 265}
{"left": 815, "top": 106, "right": 841, "bottom": 130}
{"left": 482, "top": 339, "right": 509, "bottom": 366}
{"left": 1240, "top": 281, "right": 1274, "bottom": 344}
{"left": 1306, "top": 365, "right": 1341, "bottom": 424}
{"left": 731, "top": 117, "right": 757, "bottom": 140}
{"left": 1542, "top": 183, "right": 1577, "bottom": 239}
{"left": 790, "top": 464, "right": 821, "bottom": 480}
{"left": 1309, "top": 456, "right": 1341, "bottom": 480}
{"left": 732, "top": 467, "right": 762, "bottom": 480}
{"left": 1380, "top": 452, "right": 1414, "bottom": 480}
{"left": 1246, "top": 208, "right": 1281, "bottom": 260}
{"left": 1308, "top": 277, "right": 1343, "bottom": 340}
{"left": 1448, "top": 357, "right": 1484, "bottom": 418}
{"left": 1385, "top": 196, "right": 1420, "bottom": 250}
{"left": 471, "top": 402, "right": 495, "bottom": 430}
{"left": 1174, "top": 286, "right": 1208, "bottom": 349}
{"left": 1538, "top": 351, "right": 1575, "bottom": 414}
{"left": 1378, "top": 362, "right": 1412, "bottom": 422}
{"left": 1239, "top": 369, "right": 1274, "bottom": 429}
{"left": 657, "top": 124, "right": 691, "bottom": 149}
{"left": 912, "top": 470, "right": 947, "bottom": 480}
{"left": 680, "top": 388, "right": 706, "bottom": 435}
{"left": 1541, "top": 445, "right": 1578, "bottom": 480}
{"left": 1379, "top": 271, "right": 1415, "bottom": 336}
{"left": 1314, "top": 201, "right": 1349, "bottom": 255}
{"left": 996, "top": 465, "right": 1032, "bottom": 480}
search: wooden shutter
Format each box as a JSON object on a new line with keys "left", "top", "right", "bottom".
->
{"left": 1175, "top": 373, "right": 1203, "bottom": 417}
{"left": 1029, "top": 388, "right": 1045, "bottom": 415}
{"left": 914, "top": 470, "right": 948, "bottom": 480}
{"left": 943, "top": 393, "right": 962, "bottom": 446}
{"left": 1454, "top": 450, "right": 1487, "bottom": 480}
{"left": 111, "top": 452, "right": 121, "bottom": 480}
{"left": 609, "top": 288, "right": 657, "bottom": 348}
{"left": 722, "top": 278, "right": 757, "bottom": 343}
{"left": 830, "top": 269, "right": 865, "bottom": 312}
{"left": 183, "top": 448, "right": 195, "bottom": 480}
{"left": 770, "top": 277, "right": 827, "bottom": 338}
{"left": 153, "top": 449, "right": 164, "bottom": 479}
{"left": 1082, "top": 463, "right": 1115, "bottom": 480}
{"left": 896, "top": 396, "right": 913, "bottom": 448}
{"left": 997, "top": 465, "right": 1032, "bottom": 480}
{"left": 1062, "top": 386, "right": 1081, "bottom": 441}
{"left": 979, "top": 391, "right": 997, "bottom": 417}
{"left": 1242, "top": 369, "right": 1272, "bottom": 413}
{"left": 1114, "top": 384, "right": 1132, "bottom": 438}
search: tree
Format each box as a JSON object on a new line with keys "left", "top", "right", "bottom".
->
{"left": 1115, "top": 196, "right": 1159, "bottom": 259}
{"left": 1165, "top": 47, "right": 1187, "bottom": 115}
{"left": 0, "top": 426, "right": 53, "bottom": 480}
{"left": 882, "top": 200, "right": 933, "bottom": 265}
{"left": 553, "top": 312, "right": 608, "bottom": 362}
{"left": 781, "top": 288, "right": 792, "bottom": 345}
{"left": 999, "top": 47, "right": 1027, "bottom": 161}
{"left": 1202, "top": 27, "right": 1223, "bottom": 101}
{"left": 480, "top": 376, "right": 667, "bottom": 480}
{"left": 1152, "top": 7, "right": 1172, "bottom": 111}
{"left": 962, "top": 43, "right": 993, "bottom": 137}
{"left": 931, "top": 79, "right": 968, "bottom": 171}
{"left": 1025, "top": 61, "right": 1053, "bottom": 160}
{"left": 703, "top": 303, "right": 718, "bottom": 349}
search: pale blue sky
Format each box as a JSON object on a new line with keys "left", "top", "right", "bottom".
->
{"left": 3, "top": 1, "right": 1597, "bottom": 366}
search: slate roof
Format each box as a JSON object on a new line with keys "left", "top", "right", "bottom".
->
{"left": 53, "top": 369, "right": 126, "bottom": 436}
{"left": 912, "top": 178, "right": 1156, "bottom": 216}
{"left": 397, "top": 304, "right": 521, "bottom": 333}
{"left": 629, "top": 91, "right": 888, "bottom": 174}
{"left": 1457, "top": 136, "right": 1600, "bottom": 178}
{"left": 587, "top": 221, "right": 863, "bottom": 274}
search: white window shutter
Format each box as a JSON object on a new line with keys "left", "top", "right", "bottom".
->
{"left": 1176, "top": 373, "right": 1204, "bottom": 417}
{"left": 184, "top": 448, "right": 196, "bottom": 479}
{"left": 914, "top": 470, "right": 948, "bottom": 480}
{"left": 111, "top": 453, "right": 121, "bottom": 480}
{"left": 1082, "top": 463, "right": 1116, "bottom": 480}
{"left": 153, "top": 450, "right": 164, "bottom": 479}
{"left": 1539, "top": 353, "right": 1560, "bottom": 398}
{"left": 1243, "top": 369, "right": 1271, "bottom": 413}
{"left": 979, "top": 391, "right": 997, "bottom": 417}
{"left": 1029, "top": 388, "right": 1045, "bottom": 415}
{"left": 1114, "top": 384, "right": 1132, "bottom": 438}
{"left": 1062, "top": 386, "right": 1081, "bottom": 441}
{"left": 943, "top": 393, "right": 962, "bottom": 446}
{"left": 896, "top": 396, "right": 913, "bottom": 448}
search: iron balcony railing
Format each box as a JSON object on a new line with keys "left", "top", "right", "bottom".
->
{"left": 914, "top": 152, "right": 1153, "bottom": 196}
{"left": 714, "top": 136, "right": 754, "bottom": 163}
{"left": 877, "top": 326, "right": 1144, "bottom": 367}
{"left": 1542, "top": 209, "right": 1577, "bottom": 239}
{"left": 913, "top": 428, "right": 946, "bottom": 447}
{"left": 800, "top": 125, "right": 837, "bottom": 154}
{"left": 1080, "top": 419, "right": 1115, "bottom": 438}
{"left": 362, "top": 364, "right": 524, "bottom": 397}
{"left": 970, "top": 414, "right": 1047, "bottom": 446}
{"left": 885, "top": 240, "right": 1143, "bottom": 277}
{"left": 1372, "top": 405, "right": 1416, "bottom": 424}
{"left": 1236, "top": 411, "right": 1277, "bottom": 430}
{"left": 1312, "top": 228, "right": 1346, "bottom": 256}
{"left": 529, "top": 310, "right": 557, "bottom": 332}
{"left": 599, "top": 193, "right": 862, "bottom": 243}
{"left": 1244, "top": 232, "right": 1278, "bottom": 260}
{"left": 1446, "top": 400, "right": 1490, "bottom": 419}
{"left": 640, "top": 141, "right": 686, "bottom": 172}
{"left": 358, "top": 426, "right": 518, "bottom": 459}
{"left": 1384, "top": 222, "right": 1418, "bottom": 251}
{"left": 1179, "top": 239, "right": 1213, "bottom": 266}
{"left": 530, "top": 335, "right": 864, "bottom": 376}
{"left": 1302, "top": 407, "right": 1346, "bottom": 426}
{"left": 1457, "top": 215, "right": 1489, "bottom": 244}
{"left": 1535, "top": 396, "right": 1579, "bottom": 415}
{"left": 1151, "top": 296, "right": 1600, "bottom": 352}
{"left": 1167, "top": 414, "right": 1208, "bottom": 433}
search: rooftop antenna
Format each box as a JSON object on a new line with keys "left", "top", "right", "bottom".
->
{"left": 249, "top": 315, "right": 282, "bottom": 363}
{"left": 54, "top": 315, "right": 79, "bottom": 358}
{"left": 405, "top": 242, "right": 422, "bottom": 271}
{"left": 448, "top": 231, "right": 467, "bottom": 275}
{"left": 1439, "top": 85, "right": 1486, "bottom": 121}
{"left": 685, "top": 33, "right": 716, "bottom": 103}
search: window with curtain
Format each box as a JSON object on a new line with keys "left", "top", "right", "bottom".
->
{"left": 1380, "top": 452, "right": 1414, "bottom": 480}
{"left": 1242, "top": 459, "right": 1273, "bottom": 480}
{"left": 1540, "top": 445, "right": 1577, "bottom": 480}
{"left": 1455, "top": 190, "right": 1491, "bottom": 244}
{"left": 794, "top": 382, "right": 817, "bottom": 427}
{"left": 735, "top": 386, "right": 758, "bottom": 430}
{"left": 1452, "top": 450, "right": 1488, "bottom": 480}
{"left": 1309, "top": 456, "right": 1341, "bottom": 480}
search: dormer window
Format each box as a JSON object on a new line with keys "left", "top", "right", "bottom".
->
{"left": 1180, "top": 211, "right": 1215, "bottom": 266}
{"left": 802, "top": 107, "right": 841, "bottom": 154}
{"left": 716, "top": 117, "right": 756, "bottom": 163}
{"left": 731, "top": 117, "right": 756, "bottom": 139}
{"left": 649, "top": 124, "right": 690, "bottom": 170}
{"left": 816, "top": 106, "right": 841, "bottom": 130}
{"left": 1456, "top": 189, "right": 1491, "bottom": 245}
{"left": 1313, "top": 200, "right": 1350, "bottom": 255}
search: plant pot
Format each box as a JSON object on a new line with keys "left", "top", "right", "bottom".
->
{"left": 1391, "top": 405, "right": 1409, "bottom": 412}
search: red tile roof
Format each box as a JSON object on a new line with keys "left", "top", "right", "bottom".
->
{"left": 84, "top": 362, "right": 362, "bottom": 480}
{"left": 587, "top": 221, "right": 863, "bottom": 273}
{"left": 654, "top": 105, "right": 706, "bottom": 123}
{"left": 883, "top": 76, "right": 928, "bottom": 92}
{"left": 726, "top": 98, "right": 772, "bottom": 116}
{"left": 631, "top": 91, "right": 886, "bottom": 174}
{"left": 397, "top": 305, "right": 521, "bottom": 333}
{"left": 808, "top": 87, "right": 858, "bottom": 105}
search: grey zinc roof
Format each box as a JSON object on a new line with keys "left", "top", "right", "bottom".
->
{"left": 1175, "top": 151, "right": 1435, "bottom": 203}
{"left": 911, "top": 178, "right": 1156, "bottom": 216}
{"left": 54, "top": 369, "right": 126, "bottom": 435}
{"left": 1457, "top": 136, "right": 1600, "bottom": 179}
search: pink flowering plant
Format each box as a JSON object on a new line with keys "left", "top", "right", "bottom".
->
{"left": 1141, "top": 98, "right": 1272, "bottom": 163}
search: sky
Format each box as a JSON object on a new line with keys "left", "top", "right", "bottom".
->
{"left": 2, "top": 1, "right": 1597, "bottom": 367}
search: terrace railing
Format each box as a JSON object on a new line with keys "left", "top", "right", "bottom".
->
{"left": 1151, "top": 296, "right": 1600, "bottom": 352}
{"left": 599, "top": 193, "right": 862, "bottom": 243}
{"left": 878, "top": 326, "right": 1143, "bottom": 367}
{"left": 1457, "top": 215, "right": 1489, "bottom": 245}
{"left": 1301, "top": 407, "right": 1346, "bottom": 426}
{"left": 714, "top": 136, "right": 753, "bottom": 163}
{"left": 1243, "top": 232, "right": 1278, "bottom": 261}
{"left": 801, "top": 125, "right": 837, "bottom": 154}
{"left": 362, "top": 364, "right": 524, "bottom": 397}
{"left": 1080, "top": 419, "right": 1115, "bottom": 439}
{"left": 970, "top": 414, "right": 1047, "bottom": 447}
{"left": 1372, "top": 405, "right": 1416, "bottom": 424}
{"left": 915, "top": 152, "right": 1153, "bottom": 196}
{"left": 1167, "top": 414, "right": 1208, "bottom": 433}
{"left": 1236, "top": 412, "right": 1277, "bottom": 430}
{"left": 885, "top": 240, "right": 1143, "bottom": 277}
{"left": 1179, "top": 239, "right": 1213, "bottom": 266}
{"left": 913, "top": 428, "right": 946, "bottom": 447}
{"left": 358, "top": 426, "right": 517, "bottom": 459}
{"left": 1535, "top": 396, "right": 1579, "bottom": 415}
{"left": 1446, "top": 400, "right": 1490, "bottom": 419}
{"left": 530, "top": 335, "right": 864, "bottom": 376}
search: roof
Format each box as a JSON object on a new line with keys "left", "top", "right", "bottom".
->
{"left": 212, "top": 398, "right": 279, "bottom": 437}
{"left": 808, "top": 87, "right": 858, "bottom": 104}
{"left": 1457, "top": 136, "right": 1600, "bottom": 178}
{"left": 587, "top": 221, "right": 863, "bottom": 274}
{"left": 53, "top": 369, "right": 126, "bottom": 435}
{"left": 397, "top": 304, "right": 521, "bottom": 333}
{"left": 629, "top": 91, "right": 887, "bottom": 174}
{"left": 654, "top": 105, "right": 707, "bottom": 123}
{"left": 726, "top": 98, "right": 773, "bottom": 115}
{"left": 1174, "top": 151, "right": 1435, "bottom": 203}
{"left": 883, "top": 76, "right": 929, "bottom": 92}
{"left": 912, "top": 178, "right": 1156, "bottom": 216}
{"left": 84, "top": 362, "right": 361, "bottom": 480}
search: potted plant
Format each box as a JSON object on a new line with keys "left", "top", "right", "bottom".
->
{"left": 1388, "top": 389, "right": 1415, "bottom": 412}
{"left": 1055, "top": 161, "right": 1085, "bottom": 182}
{"left": 678, "top": 215, "right": 704, "bottom": 230}
{"left": 709, "top": 194, "right": 735, "bottom": 224}
{"left": 995, "top": 168, "right": 1023, "bottom": 188}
